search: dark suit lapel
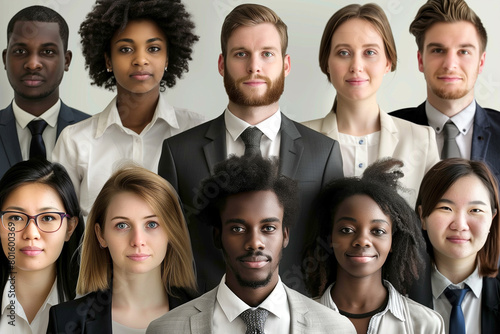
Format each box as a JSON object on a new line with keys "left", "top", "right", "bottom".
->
{"left": 203, "top": 114, "right": 227, "bottom": 174}
{"left": 83, "top": 290, "right": 113, "bottom": 334}
{"left": 471, "top": 105, "right": 491, "bottom": 161}
{"left": 56, "top": 101, "right": 75, "bottom": 138}
{"left": 481, "top": 277, "right": 500, "bottom": 333}
{"left": 278, "top": 114, "right": 303, "bottom": 179}
{"left": 0, "top": 104, "right": 23, "bottom": 166}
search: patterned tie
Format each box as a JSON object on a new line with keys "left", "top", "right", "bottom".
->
{"left": 239, "top": 307, "right": 269, "bottom": 334}
{"left": 441, "top": 121, "right": 461, "bottom": 159}
{"left": 27, "top": 119, "right": 48, "bottom": 159}
{"left": 240, "top": 127, "right": 263, "bottom": 156}
{"left": 444, "top": 286, "right": 470, "bottom": 334}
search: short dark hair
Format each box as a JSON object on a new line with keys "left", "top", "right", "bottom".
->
{"left": 7, "top": 5, "right": 69, "bottom": 52}
{"left": 79, "top": 0, "right": 199, "bottom": 91}
{"left": 410, "top": 0, "right": 487, "bottom": 52}
{"left": 0, "top": 158, "right": 84, "bottom": 303}
{"left": 416, "top": 158, "right": 500, "bottom": 277}
{"left": 303, "top": 158, "right": 425, "bottom": 297}
{"left": 196, "top": 155, "right": 298, "bottom": 232}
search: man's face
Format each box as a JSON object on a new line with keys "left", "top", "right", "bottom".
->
{"left": 217, "top": 190, "right": 288, "bottom": 291}
{"left": 218, "top": 23, "right": 290, "bottom": 107}
{"left": 2, "top": 21, "right": 71, "bottom": 104}
{"left": 418, "top": 21, "right": 485, "bottom": 103}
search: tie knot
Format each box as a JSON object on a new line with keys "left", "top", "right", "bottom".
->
{"left": 443, "top": 121, "right": 460, "bottom": 139}
{"left": 240, "top": 307, "right": 269, "bottom": 334}
{"left": 27, "top": 119, "right": 48, "bottom": 135}
{"left": 444, "top": 286, "right": 470, "bottom": 307}
{"left": 240, "top": 127, "right": 263, "bottom": 156}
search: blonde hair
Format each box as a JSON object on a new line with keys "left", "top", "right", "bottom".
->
{"left": 77, "top": 166, "right": 196, "bottom": 295}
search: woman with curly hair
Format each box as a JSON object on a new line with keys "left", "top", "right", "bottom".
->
{"left": 303, "top": 159, "right": 444, "bottom": 334}
{"left": 52, "top": 0, "right": 205, "bottom": 216}
{"left": 47, "top": 165, "right": 197, "bottom": 333}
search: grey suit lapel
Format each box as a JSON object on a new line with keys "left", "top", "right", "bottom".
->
{"left": 190, "top": 288, "right": 217, "bottom": 334}
{"left": 285, "top": 285, "right": 309, "bottom": 333}
{"left": 278, "top": 114, "right": 303, "bottom": 179}
{"left": 203, "top": 114, "right": 227, "bottom": 174}
{"left": 0, "top": 104, "right": 23, "bottom": 166}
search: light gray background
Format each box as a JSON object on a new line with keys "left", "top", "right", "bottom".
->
{"left": 1, "top": 0, "right": 499, "bottom": 121}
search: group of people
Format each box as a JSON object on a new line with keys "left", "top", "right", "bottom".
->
{"left": 0, "top": 0, "right": 499, "bottom": 333}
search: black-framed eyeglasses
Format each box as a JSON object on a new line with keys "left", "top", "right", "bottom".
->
{"left": 0, "top": 211, "right": 71, "bottom": 233}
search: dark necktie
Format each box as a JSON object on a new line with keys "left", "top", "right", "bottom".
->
{"left": 444, "top": 286, "right": 470, "bottom": 334}
{"left": 27, "top": 119, "right": 48, "bottom": 159}
{"left": 240, "top": 127, "right": 263, "bottom": 156}
{"left": 240, "top": 307, "right": 269, "bottom": 334}
{"left": 441, "top": 121, "right": 461, "bottom": 159}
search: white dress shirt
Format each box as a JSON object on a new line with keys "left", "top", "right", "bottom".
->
{"left": 52, "top": 94, "right": 205, "bottom": 216}
{"left": 213, "top": 275, "right": 290, "bottom": 334}
{"left": 12, "top": 99, "right": 60, "bottom": 161}
{"left": 224, "top": 108, "right": 281, "bottom": 158}
{"left": 425, "top": 100, "right": 475, "bottom": 159}
{"left": 0, "top": 278, "right": 59, "bottom": 334}
{"left": 431, "top": 266, "right": 482, "bottom": 334}
{"left": 338, "top": 131, "right": 380, "bottom": 177}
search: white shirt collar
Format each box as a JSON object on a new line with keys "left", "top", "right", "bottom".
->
{"left": 425, "top": 99, "right": 476, "bottom": 135}
{"left": 12, "top": 99, "right": 61, "bottom": 129}
{"left": 1, "top": 277, "right": 59, "bottom": 316}
{"left": 224, "top": 108, "right": 281, "bottom": 143}
{"left": 95, "top": 93, "right": 180, "bottom": 138}
{"left": 431, "top": 265, "right": 483, "bottom": 299}
{"left": 216, "top": 274, "right": 288, "bottom": 322}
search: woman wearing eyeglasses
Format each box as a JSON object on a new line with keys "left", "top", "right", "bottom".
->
{"left": 0, "top": 159, "right": 83, "bottom": 334}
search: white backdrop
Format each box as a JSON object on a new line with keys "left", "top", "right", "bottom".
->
{"left": 1, "top": 0, "right": 499, "bottom": 121}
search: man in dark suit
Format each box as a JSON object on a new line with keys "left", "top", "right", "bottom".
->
{"left": 158, "top": 4, "right": 343, "bottom": 294}
{"left": 0, "top": 6, "right": 89, "bottom": 178}
{"left": 391, "top": 0, "right": 500, "bottom": 179}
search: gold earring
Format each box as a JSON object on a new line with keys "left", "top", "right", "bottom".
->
{"left": 107, "top": 68, "right": 112, "bottom": 72}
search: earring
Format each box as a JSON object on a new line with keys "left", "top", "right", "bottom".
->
{"left": 164, "top": 66, "right": 168, "bottom": 71}
{"left": 107, "top": 68, "right": 112, "bottom": 73}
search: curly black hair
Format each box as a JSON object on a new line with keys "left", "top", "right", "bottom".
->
{"left": 302, "top": 158, "right": 425, "bottom": 297}
{"left": 196, "top": 155, "right": 298, "bottom": 233}
{"left": 79, "top": 0, "right": 199, "bottom": 91}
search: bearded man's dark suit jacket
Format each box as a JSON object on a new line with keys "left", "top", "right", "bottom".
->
{"left": 390, "top": 102, "right": 500, "bottom": 179}
{"left": 157, "top": 112, "right": 343, "bottom": 294}
{"left": 0, "top": 101, "right": 89, "bottom": 178}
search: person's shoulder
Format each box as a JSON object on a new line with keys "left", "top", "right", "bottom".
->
{"left": 173, "top": 107, "right": 207, "bottom": 128}
{"left": 479, "top": 105, "right": 500, "bottom": 122}
{"left": 401, "top": 294, "right": 444, "bottom": 332}
{"left": 388, "top": 113, "right": 434, "bottom": 136}
{"left": 166, "top": 116, "right": 220, "bottom": 143}
{"left": 290, "top": 118, "right": 335, "bottom": 143}
{"left": 50, "top": 290, "right": 109, "bottom": 315}
{"left": 390, "top": 105, "right": 421, "bottom": 118}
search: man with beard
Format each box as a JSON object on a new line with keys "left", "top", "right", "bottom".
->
{"left": 157, "top": 3, "right": 343, "bottom": 294}
{"left": 0, "top": 6, "right": 89, "bottom": 178}
{"left": 148, "top": 155, "right": 354, "bottom": 334}
{"left": 391, "top": 0, "right": 500, "bottom": 179}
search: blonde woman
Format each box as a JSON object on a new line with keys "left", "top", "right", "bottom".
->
{"left": 47, "top": 166, "right": 196, "bottom": 333}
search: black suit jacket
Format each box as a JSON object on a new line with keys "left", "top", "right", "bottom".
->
{"left": 390, "top": 102, "right": 500, "bottom": 179}
{"left": 46, "top": 287, "right": 194, "bottom": 334}
{"left": 0, "top": 101, "right": 89, "bottom": 178}
{"left": 158, "top": 112, "right": 343, "bottom": 294}
{"left": 409, "top": 258, "right": 500, "bottom": 333}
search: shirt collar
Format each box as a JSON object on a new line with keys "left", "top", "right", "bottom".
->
{"left": 319, "top": 280, "right": 405, "bottom": 322}
{"left": 95, "top": 93, "right": 180, "bottom": 138}
{"left": 224, "top": 108, "right": 281, "bottom": 143}
{"left": 431, "top": 265, "right": 482, "bottom": 299}
{"left": 216, "top": 274, "right": 288, "bottom": 322}
{"left": 2, "top": 277, "right": 59, "bottom": 315}
{"left": 425, "top": 99, "right": 475, "bottom": 135}
{"left": 12, "top": 99, "right": 61, "bottom": 129}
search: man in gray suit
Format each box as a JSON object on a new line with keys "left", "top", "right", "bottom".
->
{"left": 148, "top": 155, "right": 355, "bottom": 334}
{"left": 158, "top": 3, "right": 343, "bottom": 294}
{"left": 0, "top": 6, "right": 89, "bottom": 178}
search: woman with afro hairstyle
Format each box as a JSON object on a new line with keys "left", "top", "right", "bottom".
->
{"left": 52, "top": 0, "right": 205, "bottom": 217}
{"left": 303, "top": 158, "right": 444, "bottom": 334}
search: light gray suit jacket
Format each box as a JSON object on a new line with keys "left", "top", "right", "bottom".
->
{"left": 147, "top": 284, "right": 355, "bottom": 334}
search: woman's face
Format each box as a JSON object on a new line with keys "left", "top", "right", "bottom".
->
{"left": 331, "top": 194, "right": 392, "bottom": 280}
{"left": 96, "top": 192, "right": 168, "bottom": 277}
{"left": 105, "top": 19, "right": 168, "bottom": 95}
{"left": 0, "top": 183, "right": 77, "bottom": 275}
{"left": 327, "top": 18, "right": 391, "bottom": 104}
{"left": 420, "top": 175, "right": 495, "bottom": 268}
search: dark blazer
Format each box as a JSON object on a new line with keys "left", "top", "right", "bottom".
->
{"left": 158, "top": 113, "right": 343, "bottom": 294}
{"left": 390, "top": 102, "right": 500, "bottom": 179}
{"left": 409, "top": 260, "right": 500, "bottom": 333}
{"left": 46, "top": 287, "right": 194, "bottom": 334}
{"left": 0, "top": 101, "right": 89, "bottom": 178}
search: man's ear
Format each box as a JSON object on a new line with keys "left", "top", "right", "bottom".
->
{"left": 64, "top": 50, "right": 73, "bottom": 71}
{"left": 218, "top": 54, "right": 225, "bottom": 77}
{"left": 282, "top": 227, "right": 289, "bottom": 248}
{"left": 213, "top": 227, "right": 222, "bottom": 249}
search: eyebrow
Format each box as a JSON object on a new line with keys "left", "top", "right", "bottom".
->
{"left": 228, "top": 46, "right": 280, "bottom": 53}
{"left": 333, "top": 43, "right": 382, "bottom": 49}
{"left": 438, "top": 198, "right": 488, "bottom": 206}
{"left": 115, "top": 37, "right": 164, "bottom": 44}
{"left": 425, "top": 42, "right": 477, "bottom": 50}
{"left": 3, "top": 206, "right": 63, "bottom": 212}
{"left": 335, "top": 216, "right": 390, "bottom": 225}
{"left": 223, "top": 217, "right": 281, "bottom": 225}
{"left": 110, "top": 214, "right": 157, "bottom": 221}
